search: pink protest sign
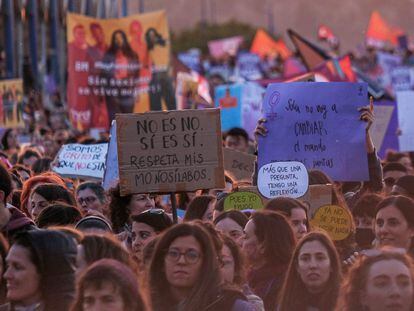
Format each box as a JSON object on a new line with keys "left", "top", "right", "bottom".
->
{"left": 208, "top": 36, "right": 244, "bottom": 58}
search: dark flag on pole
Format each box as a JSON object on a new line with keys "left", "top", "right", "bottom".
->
{"left": 287, "top": 29, "right": 330, "bottom": 70}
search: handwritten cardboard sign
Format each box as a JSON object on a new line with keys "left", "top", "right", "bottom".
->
{"left": 258, "top": 82, "right": 369, "bottom": 181}
{"left": 223, "top": 148, "right": 255, "bottom": 181}
{"left": 102, "top": 121, "right": 119, "bottom": 190}
{"left": 53, "top": 143, "right": 108, "bottom": 180}
{"left": 310, "top": 205, "right": 353, "bottom": 241}
{"left": 258, "top": 161, "right": 309, "bottom": 199}
{"left": 397, "top": 91, "right": 414, "bottom": 151}
{"left": 116, "top": 109, "right": 225, "bottom": 195}
{"left": 223, "top": 191, "right": 263, "bottom": 211}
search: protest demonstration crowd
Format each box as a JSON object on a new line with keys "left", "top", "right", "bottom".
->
{"left": 1, "top": 1, "right": 414, "bottom": 311}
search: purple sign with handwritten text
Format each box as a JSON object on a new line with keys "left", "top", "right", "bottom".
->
{"left": 258, "top": 82, "right": 369, "bottom": 181}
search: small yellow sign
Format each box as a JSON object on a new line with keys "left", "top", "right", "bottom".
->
{"left": 310, "top": 205, "right": 353, "bottom": 241}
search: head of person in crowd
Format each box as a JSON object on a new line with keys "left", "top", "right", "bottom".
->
{"left": 383, "top": 162, "right": 408, "bottom": 195}
{"left": 149, "top": 223, "right": 245, "bottom": 311}
{"left": 141, "top": 236, "right": 159, "bottom": 268}
{"left": 108, "top": 184, "right": 155, "bottom": 233}
{"left": 1, "top": 129, "right": 19, "bottom": 152}
{"left": 42, "top": 137, "right": 59, "bottom": 158}
{"left": 10, "top": 173, "right": 22, "bottom": 190}
{"left": 28, "top": 183, "right": 76, "bottom": 220}
{"left": 183, "top": 195, "right": 216, "bottom": 222}
{"left": 76, "top": 182, "right": 107, "bottom": 216}
{"left": 391, "top": 175, "right": 414, "bottom": 199}
{"left": 265, "top": 197, "right": 309, "bottom": 240}
{"left": 220, "top": 234, "right": 246, "bottom": 288}
{"left": 279, "top": 231, "right": 341, "bottom": 311}
{"left": 223, "top": 127, "right": 249, "bottom": 153}
{"left": 212, "top": 192, "right": 228, "bottom": 220}
{"left": 352, "top": 193, "right": 383, "bottom": 250}
{"left": 386, "top": 151, "right": 413, "bottom": 173}
{"left": 36, "top": 203, "right": 82, "bottom": 228}
{"left": 50, "top": 226, "right": 84, "bottom": 245}
{"left": 309, "top": 169, "right": 347, "bottom": 208}
{"left": 20, "top": 172, "right": 67, "bottom": 215}
{"left": 75, "top": 216, "right": 112, "bottom": 234}
{"left": 4, "top": 230, "right": 77, "bottom": 311}
{"left": 31, "top": 158, "right": 52, "bottom": 175}
{"left": 375, "top": 195, "right": 414, "bottom": 252}
{"left": 10, "top": 164, "right": 31, "bottom": 181}
{"left": 76, "top": 233, "right": 135, "bottom": 277}
{"left": 177, "top": 191, "right": 199, "bottom": 211}
{"left": 131, "top": 208, "right": 172, "bottom": 263}
{"left": 71, "top": 259, "right": 147, "bottom": 311}
{"left": 243, "top": 210, "right": 296, "bottom": 310}
{"left": 17, "top": 148, "right": 41, "bottom": 168}
{"left": 213, "top": 210, "right": 248, "bottom": 246}
{"left": 338, "top": 250, "right": 414, "bottom": 311}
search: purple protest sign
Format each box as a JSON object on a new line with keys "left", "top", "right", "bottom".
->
{"left": 258, "top": 82, "right": 369, "bottom": 181}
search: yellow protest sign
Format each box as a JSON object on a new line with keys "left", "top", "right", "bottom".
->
{"left": 310, "top": 205, "right": 353, "bottom": 241}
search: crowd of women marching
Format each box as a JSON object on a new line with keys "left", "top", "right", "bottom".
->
{"left": 0, "top": 106, "right": 411, "bottom": 311}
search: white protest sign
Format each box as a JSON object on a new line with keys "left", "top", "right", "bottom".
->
{"left": 258, "top": 161, "right": 309, "bottom": 199}
{"left": 397, "top": 91, "right": 414, "bottom": 152}
{"left": 53, "top": 143, "right": 108, "bottom": 180}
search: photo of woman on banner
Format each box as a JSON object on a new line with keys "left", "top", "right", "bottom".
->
{"left": 68, "top": 24, "right": 91, "bottom": 130}
{"left": 87, "top": 22, "right": 109, "bottom": 129}
{"left": 101, "top": 29, "right": 140, "bottom": 123}
{"left": 129, "top": 20, "right": 151, "bottom": 86}
{"left": 145, "top": 28, "right": 176, "bottom": 111}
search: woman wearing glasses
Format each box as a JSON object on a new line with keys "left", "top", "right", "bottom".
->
{"left": 148, "top": 223, "right": 252, "bottom": 311}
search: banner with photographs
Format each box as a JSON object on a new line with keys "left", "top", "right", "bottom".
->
{"left": 67, "top": 10, "right": 174, "bottom": 131}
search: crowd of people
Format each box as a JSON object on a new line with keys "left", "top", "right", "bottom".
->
{"left": 1, "top": 10, "right": 414, "bottom": 310}
{"left": 0, "top": 103, "right": 412, "bottom": 311}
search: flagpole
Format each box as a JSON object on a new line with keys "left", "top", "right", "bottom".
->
{"left": 3, "top": 0, "right": 16, "bottom": 78}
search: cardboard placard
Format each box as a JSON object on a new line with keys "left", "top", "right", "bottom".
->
{"left": 116, "top": 109, "right": 225, "bottom": 195}
{"left": 258, "top": 82, "right": 369, "bottom": 181}
{"left": 53, "top": 143, "right": 108, "bottom": 180}
{"left": 223, "top": 192, "right": 263, "bottom": 211}
{"left": 223, "top": 148, "right": 256, "bottom": 181}
{"left": 258, "top": 161, "right": 309, "bottom": 199}
{"left": 310, "top": 205, "right": 353, "bottom": 241}
{"left": 239, "top": 184, "right": 332, "bottom": 216}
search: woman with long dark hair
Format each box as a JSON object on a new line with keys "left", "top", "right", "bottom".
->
{"left": 101, "top": 29, "right": 140, "bottom": 122}
{"left": 148, "top": 222, "right": 251, "bottom": 311}
{"left": 2, "top": 230, "right": 77, "bottom": 311}
{"left": 242, "top": 210, "right": 296, "bottom": 310}
{"left": 278, "top": 231, "right": 341, "bottom": 311}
